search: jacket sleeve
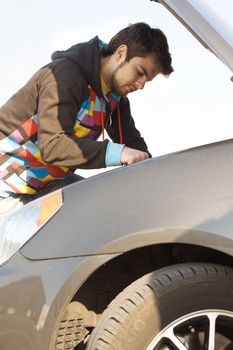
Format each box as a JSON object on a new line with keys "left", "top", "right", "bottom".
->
{"left": 37, "top": 71, "right": 109, "bottom": 169}
{"left": 106, "top": 97, "right": 152, "bottom": 157}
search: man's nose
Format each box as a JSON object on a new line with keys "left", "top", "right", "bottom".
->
{"left": 135, "top": 76, "right": 147, "bottom": 90}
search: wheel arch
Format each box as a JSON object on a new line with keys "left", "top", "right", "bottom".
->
{"left": 73, "top": 240, "right": 233, "bottom": 314}
{"left": 50, "top": 230, "right": 233, "bottom": 349}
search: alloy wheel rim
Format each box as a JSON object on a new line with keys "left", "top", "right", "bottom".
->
{"left": 146, "top": 309, "right": 233, "bottom": 350}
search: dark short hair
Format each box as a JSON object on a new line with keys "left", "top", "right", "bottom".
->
{"left": 101, "top": 22, "right": 174, "bottom": 76}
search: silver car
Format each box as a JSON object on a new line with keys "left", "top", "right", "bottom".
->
{"left": 0, "top": 0, "right": 233, "bottom": 349}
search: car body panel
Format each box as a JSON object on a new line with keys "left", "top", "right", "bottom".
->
{"left": 154, "top": 0, "right": 233, "bottom": 74}
{"left": 21, "top": 139, "right": 233, "bottom": 259}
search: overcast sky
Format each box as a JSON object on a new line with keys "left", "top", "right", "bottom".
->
{"left": 0, "top": 0, "right": 232, "bottom": 175}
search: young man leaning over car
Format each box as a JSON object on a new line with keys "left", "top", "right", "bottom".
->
{"left": 0, "top": 22, "right": 173, "bottom": 219}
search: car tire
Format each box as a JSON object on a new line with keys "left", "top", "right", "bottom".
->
{"left": 86, "top": 263, "right": 233, "bottom": 350}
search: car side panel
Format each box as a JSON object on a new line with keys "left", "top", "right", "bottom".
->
{"left": 0, "top": 252, "right": 118, "bottom": 349}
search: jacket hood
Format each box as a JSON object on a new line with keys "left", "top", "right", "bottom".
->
{"left": 51, "top": 36, "right": 103, "bottom": 96}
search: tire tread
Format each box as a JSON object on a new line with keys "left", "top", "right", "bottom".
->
{"left": 87, "top": 263, "right": 233, "bottom": 350}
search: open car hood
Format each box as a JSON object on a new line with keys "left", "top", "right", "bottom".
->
{"left": 153, "top": 0, "right": 233, "bottom": 77}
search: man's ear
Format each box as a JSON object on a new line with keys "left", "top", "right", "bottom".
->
{"left": 115, "top": 45, "right": 127, "bottom": 63}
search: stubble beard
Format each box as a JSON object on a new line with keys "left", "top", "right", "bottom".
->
{"left": 110, "top": 61, "right": 128, "bottom": 97}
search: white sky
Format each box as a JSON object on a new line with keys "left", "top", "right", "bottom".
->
{"left": 0, "top": 0, "right": 232, "bottom": 176}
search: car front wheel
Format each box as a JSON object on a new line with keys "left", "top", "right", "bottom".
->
{"left": 86, "top": 263, "right": 233, "bottom": 350}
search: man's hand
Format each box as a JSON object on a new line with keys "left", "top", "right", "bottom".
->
{"left": 120, "top": 146, "right": 149, "bottom": 166}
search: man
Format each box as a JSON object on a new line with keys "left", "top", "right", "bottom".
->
{"left": 0, "top": 22, "right": 173, "bottom": 218}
